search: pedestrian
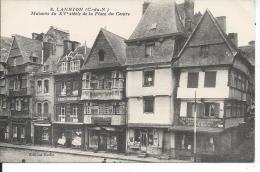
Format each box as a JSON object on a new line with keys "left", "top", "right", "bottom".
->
{"left": 102, "top": 158, "right": 106, "bottom": 163}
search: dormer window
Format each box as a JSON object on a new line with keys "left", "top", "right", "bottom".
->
{"left": 200, "top": 45, "right": 209, "bottom": 57}
{"left": 145, "top": 43, "right": 154, "bottom": 57}
{"left": 98, "top": 50, "right": 105, "bottom": 62}
{"left": 61, "top": 62, "right": 67, "bottom": 72}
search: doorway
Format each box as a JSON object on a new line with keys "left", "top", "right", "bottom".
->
{"left": 98, "top": 134, "right": 107, "bottom": 151}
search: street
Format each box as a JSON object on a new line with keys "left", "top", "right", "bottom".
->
{"left": 0, "top": 147, "right": 130, "bottom": 163}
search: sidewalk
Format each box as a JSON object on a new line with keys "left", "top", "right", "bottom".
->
{"left": 0, "top": 143, "right": 190, "bottom": 163}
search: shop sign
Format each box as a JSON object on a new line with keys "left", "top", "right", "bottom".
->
{"left": 92, "top": 117, "right": 111, "bottom": 125}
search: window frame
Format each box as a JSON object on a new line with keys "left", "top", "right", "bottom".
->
{"left": 44, "top": 79, "right": 49, "bottom": 94}
{"left": 143, "top": 96, "right": 155, "bottom": 113}
{"left": 143, "top": 69, "right": 155, "bottom": 87}
{"left": 187, "top": 72, "right": 199, "bottom": 88}
{"left": 204, "top": 71, "right": 217, "bottom": 88}
{"left": 98, "top": 50, "right": 105, "bottom": 62}
{"left": 145, "top": 43, "right": 154, "bottom": 57}
{"left": 200, "top": 45, "right": 209, "bottom": 57}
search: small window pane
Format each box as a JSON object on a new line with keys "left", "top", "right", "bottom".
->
{"left": 144, "top": 97, "right": 154, "bottom": 113}
{"left": 187, "top": 72, "right": 199, "bottom": 88}
{"left": 204, "top": 72, "right": 216, "bottom": 87}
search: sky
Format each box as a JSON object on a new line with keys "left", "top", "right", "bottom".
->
{"left": 1, "top": 0, "right": 255, "bottom": 47}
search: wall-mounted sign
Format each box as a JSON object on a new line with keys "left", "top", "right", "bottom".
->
{"left": 92, "top": 117, "right": 111, "bottom": 125}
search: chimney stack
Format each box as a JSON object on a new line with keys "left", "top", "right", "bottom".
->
{"left": 184, "top": 0, "right": 194, "bottom": 32}
{"left": 248, "top": 40, "right": 255, "bottom": 47}
{"left": 142, "top": 1, "right": 150, "bottom": 15}
{"left": 228, "top": 33, "right": 238, "bottom": 47}
{"left": 216, "top": 16, "right": 226, "bottom": 33}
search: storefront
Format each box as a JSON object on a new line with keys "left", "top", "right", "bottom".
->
{"left": 86, "top": 126, "right": 125, "bottom": 153}
{"left": 127, "top": 128, "right": 165, "bottom": 155}
{"left": 33, "top": 123, "right": 52, "bottom": 145}
{"left": 0, "top": 117, "right": 10, "bottom": 142}
{"left": 53, "top": 124, "right": 84, "bottom": 149}
{"left": 11, "top": 118, "right": 31, "bottom": 144}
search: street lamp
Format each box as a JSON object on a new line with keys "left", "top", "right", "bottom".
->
{"left": 194, "top": 90, "right": 197, "bottom": 162}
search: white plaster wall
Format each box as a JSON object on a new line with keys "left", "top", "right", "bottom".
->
{"left": 177, "top": 70, "right": 229, "bottom": 99}
{"left": 128, "top": 96, "right": 172, "bottom": 125}
{"left": 126, "top": 68, "right": 172, "bottom": 97}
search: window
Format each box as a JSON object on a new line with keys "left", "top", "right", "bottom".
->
{"left": 70, "top": 61, "right": 74, "bottom": 71}
{"left": 44, "top": 80, "right": 49, "bottom": 93}
{"left": 150, "top": 23, "right": 157, "bottom": 30}
{"left": 200, "top": 45, "right": 209, "bottom": 57}
{"left": 13, "top": 126, "right": 17, "bottom": 138}
{"left": 32, "top": 57, "right": 37, "bottom": 63}
{"left": 43, "top": 102, "right": 48, "bottom": 114}
{"left": 82, "top": 72, "right": 91, "bottom": 89}
{"left": 61, "top": 62, "right": 67, "bottom": 72}
{"left": 143, "top": 70, "right": 154, "bottom": 87}
{"left": 37, "top": 80, "right": 42, "bottom": 93}
{"left": 72, "top": 105, "right": 78, "bottom": 116}
{"left": 205, "top": 103, "right": 219, "bottom": 117}
{"left": 98, "top": 50, "right": 105, "bottom": 62}
{"left": 43, "top": 65, "right": 49, "bottom": 72}
{"left": 145, "top": 43, "right": 154, "bottom": 57}
{"left": 72, "top": 81, "right": 79, "bottom": 95}
{"left": 9, "top": 80, "right": 14, "bottom": 90}
{"left": 61, "top": 105, "right": 66, "bottom": 116}
{"left": 13, "top": 58, "right": 16, "bottom": 66}
{"left": 21, "top": 76, "right": 27, "bottom": 88}
{"left": 2, "top": 98, "right": 6, "bottom": 108}
{"left": 37, "top": 103, "right": 42, "bottom": 114}
{"left": 61, "top": 82, "right": 66, "bottom": 96}
{"left": 144, "top": 97, "right": 154, "bottom": 113}
{"left": 16, "top": 99, "right": 21, "bottom": 111}
{"left": 187, "top": 72, "right": 199, "bottom": 88}
{"left": 42, "top": 128, "right": 49, "bottom": 141}
{"left": 204, "top": 71, "right": 216, "bottom": 87}
{"left": 74, "top": 60, "right": 80, "bottom": 71}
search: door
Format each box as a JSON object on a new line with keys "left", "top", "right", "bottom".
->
{"left": 0, "top": 127, "right": 5, "bottom": 142}
{"left": 98, "top": 134, "right": 107, "bottom": 151}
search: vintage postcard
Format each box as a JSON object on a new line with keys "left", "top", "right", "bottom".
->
{"left": 0, "top": 0, "right": 256, "bottom": 165}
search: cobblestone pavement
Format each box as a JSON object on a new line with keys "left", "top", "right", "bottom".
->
{"left": 0, "top": 143, "right": 190, "bottom": 163}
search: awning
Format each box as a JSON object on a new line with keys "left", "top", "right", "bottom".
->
{"left": 127, "top": 123, "right": 171, "bottom": 128}
{"left": 102, "top": 127, "right": 116, "bottom": 131}
{"left": 170, "top": 126, "right": 224, "bottom": 133}
{"left": 34, "top": 123, "right": 51, "bottom": 127}
{"left": 88, "top": 127, "right": 102, "bottom": 130}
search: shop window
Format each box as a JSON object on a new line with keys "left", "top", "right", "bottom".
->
{"left": 37, "top": 102, "right": 42, "bottom": 114}
{"left": 200, "top": 45, "right": 209, "bottom": 57}
{"left": 72, "top": 81, "right": 79, "bottom": 95}
{"left": 145, "top": 43, "right": 154, "bottom": 57}
{"left": 143, "top": 97, "right": 154, "bottom": 113}
{"left": 37, "top": 80, "right": 42, "bottom": 93}
{"left": 98, "top": 50, "right": 105, "bottom": 62}
{"left": 16, "top": 99, "right": 21, "bottom": 111}
{"left": 181, "top": 135, "right": 193, "bottom": 150}
{"left": 187, "top": 72, "right": 199, "bottom": 88}
{"left": 204, "top": 71, "right": 216, "bottom": 87}
{"left": 205, "top": 103, "right": 219, "bottom": 117}
{"left": 44, "top": 80, "right": 49, "bottom": 93}
{"left": 13, "top": 126, "right": 17, "bottom": 138}
{"left": 21, "top": 127, "right": 25, "bottom": 139}
{"left": 10, "top": 99, "right": 15, "bottom": 110}
{"left": 61, "top": 82, "right": 66, "bottom": 96}
{"left": 43, "top": 102, "right": 49, "bottom": 114}
{"left": 42, "top": 127, "right": 49, "bottom": 141}
{"left": 143, "top": 70, "right": 154, "bottom": 87}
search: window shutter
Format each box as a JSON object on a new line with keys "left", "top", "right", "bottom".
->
{"left": 187, "top": 102, "right": 193, "bottom": 117}
{"left": 56, "top": 105, "right": 60, "bottom": 120}
{"left": 66, "top": 82, "right": 72, "bottom": 95}
{"left": 215, "top": 103, "right": 220, "bottom": 117}
{"left": 56, "top": 82, "right": 61, "bottom": 96}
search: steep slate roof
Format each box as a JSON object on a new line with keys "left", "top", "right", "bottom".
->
{"left": 174, "top": 9, "right": 240, "bottom": 67}
{"left": 81, "top": 28, "right": 126, "bottom": 70}
{"left": 129, "top": 0, "right": 185, "bottom": 41}
{"left": 239, "top": 45, "right": 255, "bottom": 66}
{"left": 12, "top": 34, "right": 42, "bottom": 63}
{"left": 0, "top": 37, "right": 12, "bottom": 62}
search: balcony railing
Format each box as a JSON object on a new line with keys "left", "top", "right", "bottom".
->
{"left": 55, "top": 115, "right": 83, "bottom": 123}
{"left": 81, "top": 89, "right": 124, "bottom": 100}
{"left": 33, "top": 113, "right": 51, "bottom": 120}
{"left": 177, "top": 117, "right": 224, "bottom": 128}
{"left": 8, "top": 88, "right": 30, "bottom": 97}
{"left": 10, "top": 110, "right": 32, "bottom": 118}
{"left": 84, "top": 114, "right": 126, "bottom": 125}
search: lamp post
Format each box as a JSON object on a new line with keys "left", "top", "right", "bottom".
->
{"left": 194, "top": 90, "right": 197, "bottom": 162}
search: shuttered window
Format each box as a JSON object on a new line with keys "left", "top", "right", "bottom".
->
{"left": 187, "top": 72, "right": 199, "bottom": 88}
{"left": 144, "top": 97, "right": 154, "bottom": 113}
{"left": 204, "top": 71, "right": 216, "bottom": 87}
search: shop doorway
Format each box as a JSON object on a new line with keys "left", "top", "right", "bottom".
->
{"left": 98, "top": 134, "right": 107, "bottom": 151}
{"left": 0, "top": 127, "right": 5, "bottom": 141}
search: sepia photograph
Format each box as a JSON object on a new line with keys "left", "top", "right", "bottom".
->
{"left": 0, "top": 0, "right": 256, "bottom": 166}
